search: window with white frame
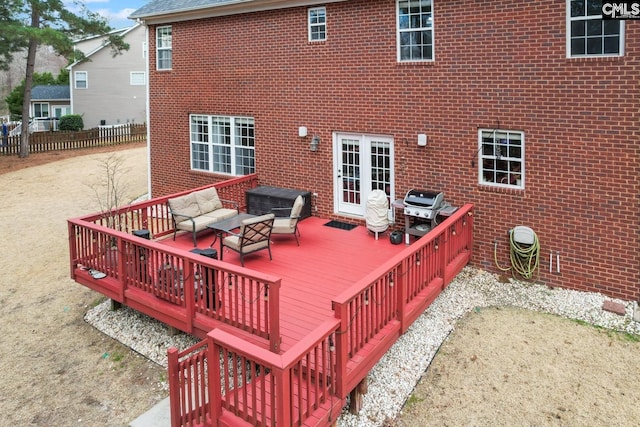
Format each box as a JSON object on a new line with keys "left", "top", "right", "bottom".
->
{"left": 479, "top": 129, "right": 524, "bottom": 188}
{"left": 397, "top": 0, "right": 434, "bottom": 62}
{"left": 568, "top": 0, "right": 623, "bottom": 57}
{"left": 309, "top": 7, "right": 326, "bottom": 41}
{"left": 33, "top": 103, "right": 49, "bottom": 118}
{"left": 156, "top": 26, "right": 172, "bottom": 70}
{"left": 130, "top": 71, "right": 146, "bottom": 85}
{"left": 74, "top": 71, "right": 87, "bottom": 89}
{"left": 190, "top": 114, "right": 255, "bottom": 176}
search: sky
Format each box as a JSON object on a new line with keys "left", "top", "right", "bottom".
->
{"left": 67, "top": 0, "right": 148, "bottom": 30}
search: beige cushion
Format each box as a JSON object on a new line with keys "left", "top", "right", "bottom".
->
{"left": 289, "top": 196, "right": 304, "bottom": 227}
{"left": 241, "top": 213, "right": 275, "bottom": 228}
{"left": 273, "top": 217, "right": 294, "bottom": 233}
{"left": 175, "top": 215, "right": 215, "bottom": 233}
{"left": 168, "top": 193, "right": 201, "bottom": 224}
{"left": 223, "top": 214, "right": 273, "bottom": 257}
{"left": 203, "top": 208, "right": 238, "bottom": 222}
{"left": 194, "top": 187, "right": 223, "bottom": 213}
{"left": 223, "top": 235, "right": 269, "bottom": 253}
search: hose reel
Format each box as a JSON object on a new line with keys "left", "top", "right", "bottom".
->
{"left": 494, "top": 226, "right": 540, "bottom": 280}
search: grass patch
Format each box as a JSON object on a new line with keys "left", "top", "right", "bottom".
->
{"left": 570, "top": 318, "right": 640, "bottom": 343}
{"left": 611, "top": 330, "right": 640, "bottom": 343}
{"left": 405, "top": 394, "right": 424, "bottom": 407}
{"left": 90, "top": 296, "right": 107, "bottom": 308}
{"left": 111, "top": 351, "right": 125, "bottom": 362}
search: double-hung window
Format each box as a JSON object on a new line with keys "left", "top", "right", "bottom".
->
{"left": 397, "top": 0, "right": 434, "bottom": 61}
{"left": 479, "top": 129, "right": 524, "bottom": 189}
{"left": 190, "top": 115, "right": 255, "bottom": 176}
{"left": 74, "top": 71, "right": 87, "bottom": 89}
{"left": 33, "top": 103, "right": 49, "bottom": 118}
{"left": 157, "top": 26, "right": 172, "bottom": 70}
{"left": 309, "top": 7, "right": 326, "bottom": 41}
{"left": 568, "top": 0, "right": 623, "bottom": 57}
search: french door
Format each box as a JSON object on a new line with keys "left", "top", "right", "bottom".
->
{"left": 333, "top": 133, "right": 394, "bottom": 216}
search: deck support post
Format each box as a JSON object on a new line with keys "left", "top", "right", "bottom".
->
{"left": 109, "top": 299, "right": 122, "bottom": 311}
{"left": 349, "top": 376, "right": 369, "bottom": 414}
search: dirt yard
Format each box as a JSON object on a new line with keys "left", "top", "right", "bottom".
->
{"left": 0, "top": 142, "right": 166, "bottom": 426}
{"left": 394, "top": 306, "right": 640, "bottom": 426}
{"left": 1, "top": 143, "right": 639, "bottom": 426}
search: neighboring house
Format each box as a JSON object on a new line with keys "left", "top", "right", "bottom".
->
{"left": 26, "top": 84, "right": 71, "bottom": 131}
{"left": 130, "top": 1, "right": 640, "bottom": 301}
{"left": 67, "top": 24, "right": 147, "bottom": 128}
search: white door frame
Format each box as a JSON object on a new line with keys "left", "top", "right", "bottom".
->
{"left": 333, "top": 132, "right": 394, "bottom": 217}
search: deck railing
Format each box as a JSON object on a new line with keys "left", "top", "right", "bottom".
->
{"left": 172, "top": 204, "right": 474, "bottom": 426}
{"left": 69, "top": 178, "right": 473, "bottom": 426}
{"left": 168, "top": 340, "right": 213, "bottom": 426}
{"left": 168, "top": 320, "right": 342, "bottom": 426}
{"left": 332, "top": 205, "right": 473, "bottom": 397}
{"left": 67, "top": 175, "right": 286, "bottom": 350}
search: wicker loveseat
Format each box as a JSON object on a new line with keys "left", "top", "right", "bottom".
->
{"left": 168, "top": 187, "right": 239, "bottom": 246}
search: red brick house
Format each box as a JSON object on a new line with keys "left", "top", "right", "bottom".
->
{"left": 131, "top": 0, "right": 639, "bottom": 301}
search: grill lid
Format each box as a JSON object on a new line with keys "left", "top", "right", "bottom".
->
{"left": 404, "top": 189, "right": 444, "bottom": 210}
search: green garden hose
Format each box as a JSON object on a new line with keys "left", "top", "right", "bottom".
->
{"left": 494, "top": 229, "right": 540, "bottom": 280}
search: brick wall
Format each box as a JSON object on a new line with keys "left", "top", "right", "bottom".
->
{"left": 146, "top": 0, "right": 640, "bottom": 300}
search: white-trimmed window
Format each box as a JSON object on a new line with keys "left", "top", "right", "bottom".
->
{"left": 190, "top": 114, "right": 255, "bottom": 176}
{"left": 567, "top": 0, "right": 624, "bottom": 57}
{"left": 33, "top": 103, "right": 49, "bottom": 118}
{"left": 130, "top": 71, "right": 146, "bottom": 85}
{"left": 479, "top": 129, "right": 524, "bottom": 189}
{"left": 74, "top": 71, "right": 87, "bottom": 89}
{"left": 156, "top": 26, "right": 172, "bottom": 70}
{"left": 397, "top": 0, "right": 434, "bottom": 62}
{"left": 309, "top": 7, "right": 326, "bottom": 41}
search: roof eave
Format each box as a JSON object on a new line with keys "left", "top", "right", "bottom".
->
{"left": 68, "top": 23, "right": 141, "bottom": 70}
{"left": 130, "top": 0, "right": 348, "bottom": 26}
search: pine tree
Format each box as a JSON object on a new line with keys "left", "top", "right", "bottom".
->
{"left": 0, "top": 0, "right": 128, "bottom": 157}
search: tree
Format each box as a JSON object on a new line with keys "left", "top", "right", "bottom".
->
{"left": 0, "top": 0, "right": 128, "bottom": 158}
{"left": 88, "top": 153, "right": 134, "bottom": 233}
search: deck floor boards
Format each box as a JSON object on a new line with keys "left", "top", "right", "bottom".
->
{"left": 160, "top": 216, "right": 406, "bottom": 352}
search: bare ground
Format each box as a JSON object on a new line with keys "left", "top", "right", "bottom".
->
{"left": 1, "top": 144, "right": 639, "bottom": 426}
{"left": 394, "top": 306, "right": 640, "bottom": 427}
{"left": 0, "top": 143, "right": 166, "bottom": 426}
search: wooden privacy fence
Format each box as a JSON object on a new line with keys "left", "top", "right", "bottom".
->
{"left": 0, "top": 123, "right": 146, "bottom": 156}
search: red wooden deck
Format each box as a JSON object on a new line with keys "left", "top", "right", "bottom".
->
{"left": 68, "top": 178, "right": 473, "bottom": 426}
{"left": 160, "top": 216, "right": 406, "bottom": 353}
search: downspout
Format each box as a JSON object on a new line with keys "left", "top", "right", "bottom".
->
{"left": 140, "top": 18, "right": 152, "bottom": 199}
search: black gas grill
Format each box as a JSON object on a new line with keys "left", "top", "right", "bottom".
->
{"left": 402, "top": 189, "right": 446, "bottom": 241}
{"left": 403, "top": 189, "right": 444, "bottom": 220}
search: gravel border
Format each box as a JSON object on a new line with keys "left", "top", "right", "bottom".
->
{"left": 84, "top": 266, "right": 640, "bottom": 425}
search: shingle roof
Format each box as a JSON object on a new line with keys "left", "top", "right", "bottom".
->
{"left": 31, "top": 85, "right": 70, "bottom": 101}
{"left": 130, "top": 0, "right": 237, "bottom": 19}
